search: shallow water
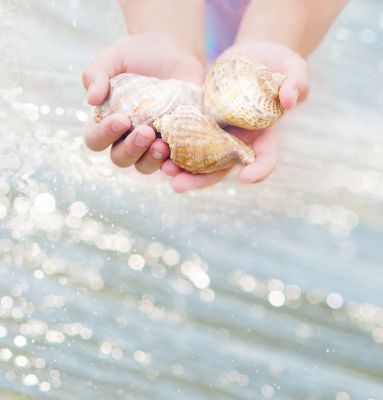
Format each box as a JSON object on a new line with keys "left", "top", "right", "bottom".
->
{"left": 0, "top": 1, "right": 383, "bottom": 399}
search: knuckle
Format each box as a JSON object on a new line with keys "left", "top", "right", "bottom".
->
{"left": 84, "top": 134, "right": 101, "bottom": 152}
{"left": 135, "top": 163, "right": 154, "bottom": 175}
{"left": 110, "top": 158, "right": 126, "bottom": 168}
{"left": 299, "top": 81, "right": 310, "bottom": 101}
{"left": 122, "top": 143, "right": 139, "bottom": 160}
{"left": 81, "top": 69, "right": 92, "bottom": 87}
{"left": 110, "top": 142, "right": 140, "bottom": 167}
{"left": 110, "top": 151, "right": 128, "bottom": 168}
{"left": 100, "top": 125, "right": 117, "bottom": 141}
{"left": 299, "top": 64, "right": 310, "bottom": 99}
{"left": 156, "top": 144, "right": 170, "bottom": 158}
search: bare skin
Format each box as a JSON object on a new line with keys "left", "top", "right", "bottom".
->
{"left": 82, "top": 0, "right": 348, "bottom": 192}
{"left": 162, "top": 41, "right": 310, "bottom": 192}
{"left": 161, "top": 0, "right": 348, "bottom": 192}
{"left": 82, "top": 0, "right": 205, "bottom": 176}
{"left": 82, "top": 33, "right": 204, "bottom": 175}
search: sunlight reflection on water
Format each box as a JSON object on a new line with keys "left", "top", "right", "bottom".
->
{"left": 0, "top": 1, "right": 383, "bottom": 399}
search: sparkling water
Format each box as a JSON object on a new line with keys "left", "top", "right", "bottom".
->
{"left": 0, "top": 1, "right": 382, "bottom": 399}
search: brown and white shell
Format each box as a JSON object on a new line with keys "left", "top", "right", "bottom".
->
{"left": 95, "top": 73, "right": 202, "bottom": 128}
{"left": 153, "top": 105, "right": 255, "bottom": 174}
{"left": 204, "top": 55, "right": 286, "bottom": 130}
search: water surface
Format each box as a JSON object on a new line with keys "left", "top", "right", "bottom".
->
{"left": 0, "top": 1, "right": 383, "bottom": 399}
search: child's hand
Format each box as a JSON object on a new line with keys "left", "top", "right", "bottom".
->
{"left": 162, "top": 41, "right": 310, "bottom": 193}
{"left": 82, "top": 33, "right": 204, "bottom": 174}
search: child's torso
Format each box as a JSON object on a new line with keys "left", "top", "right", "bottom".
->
{"left": 205, "top": 0, "right": 249, "bottom": 61}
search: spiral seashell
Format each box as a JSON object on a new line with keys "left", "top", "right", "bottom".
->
{"left": 153, "top": 105, "right": 255, "bottom": 174}
{"left": 95, "top": 73, "right": 202, "bottom": 128}
{"left": 204, "top": 55, "right": 286, "bottom": 130}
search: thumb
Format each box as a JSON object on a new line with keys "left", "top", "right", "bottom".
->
{"left": 279, "top": 60, "right": 310, "bottom": 110}
{"left": 279, "top": 78, "right": 300, "bottom": 110}
{"left": 82, "top": 67, "right": 110, "bottom": 106}
{"left": 82, "top": 44, "right": 127, "bottom": 106}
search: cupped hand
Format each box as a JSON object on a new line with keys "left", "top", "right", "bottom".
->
{"left": 163, "top": 41, "right": 310, "bottom": 193}
{"left": 82, "top": 33, "right": 205, "bottom": 174}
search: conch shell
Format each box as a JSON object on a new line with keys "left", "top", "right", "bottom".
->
{"left": 204, "top": 55, "right": 286, "bottom": 130}
{"left": 95, "top": 73, "right": 202, "bottom": 127}
{"left": 153, "top": 105, "right": 255, "bottom": 174}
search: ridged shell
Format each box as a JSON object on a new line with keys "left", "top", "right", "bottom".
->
{"left": 204, "top": 55, "right": 286, "bottom": 130}
{"left": 95, "top": 73, "right": 202, "bottom": 128}
{"left": 153, "top": 105, "right": 255, "bottom": 174}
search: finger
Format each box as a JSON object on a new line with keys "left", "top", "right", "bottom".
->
{"left": 135, "top": 139, "right": 170, "bottom": 174}
{"left": 82, "top": 43, "right": 128, "bottom": 106}
{"left": 239, "top": 129, "right": 277, "bottom": 184}
{"left": 228, "top": 126, "right": 264, "bottom": 145}
{"left": 161, "top": 160, "right": 183, "bottom": 177}
{"left": 82, "top": 67, "right": 110, "bottom": 106}
{"left": 239, "top": 154, "right": 277, "bottom": 184}
{"left": 279, "top": 80, "right": 299, "bottom": 110}
{"left": 110, "top": 125, "right": 156, "bottom": 168}
{"left": 279, "top": 60, "right": 310, "bottom": 109}
{"left": 171, "top": 169, "right": 231, "bottom": 193}
{"left": 84, "top": 113, "right": 131, "bottom": 152}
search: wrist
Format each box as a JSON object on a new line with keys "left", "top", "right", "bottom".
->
{"left": 235, "top": 1, "right": 309, "bottom": 58}
{"left": 234, "top": 38, "right": 307, "bottom": 60}
{"left": 122, "top": 33, "right": 204, "bottom": 84}
{"left": 120, "top": 0, "right": 205, "bottom": 62}
{"left": 129, "top": 32, "right": 204, "bottom": 63}
{"left": 222, "top": 41, "right": 307, "bottom": 65}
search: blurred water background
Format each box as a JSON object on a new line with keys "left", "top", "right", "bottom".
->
{"left": 0, "top": 1, "right": 383, "bottom": 399}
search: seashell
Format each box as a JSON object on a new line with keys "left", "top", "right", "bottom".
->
{"left": 95, "top": 73, "right": 202, "bottom": 127}
{"left": 153, "top": 105, "right": 255, "bottom": 174}
{"left": 204, "top": 55, "right": 286, "bottom": 130}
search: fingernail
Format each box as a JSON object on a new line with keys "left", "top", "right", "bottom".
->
{"left": 135, "top": 132, "right": 152, "bottom": 147}
{"left": 112, "top": 121, "right": 124, "bottom": 132}
{"left": 152, "top": 149, "right": 163, "bottom": 160}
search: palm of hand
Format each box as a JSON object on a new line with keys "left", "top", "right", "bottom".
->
{"left": 117, "top": 36, "right": 205, "bottom": 84}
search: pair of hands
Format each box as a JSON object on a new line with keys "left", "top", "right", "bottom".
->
{"left": 82, "top": 34, "right": 309, "bottom": 192}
